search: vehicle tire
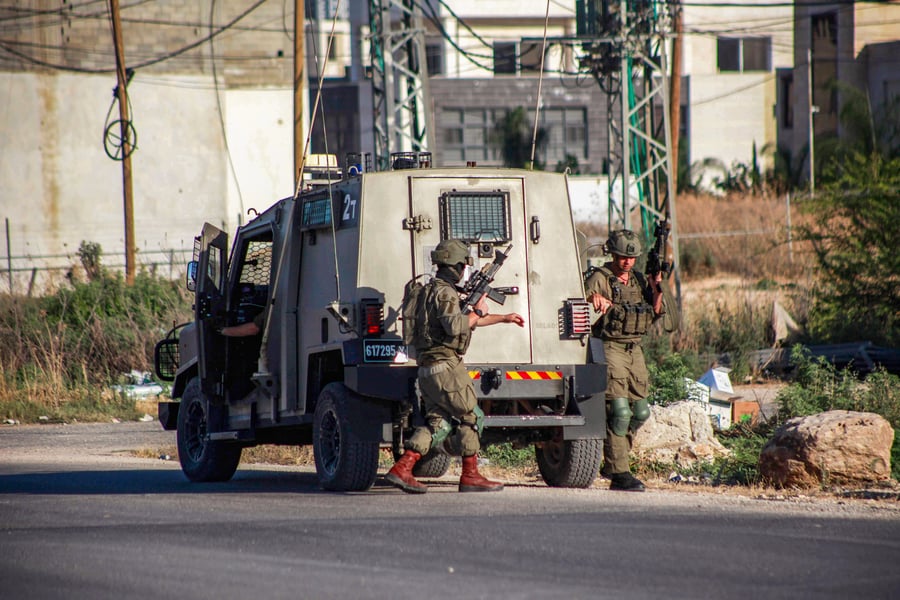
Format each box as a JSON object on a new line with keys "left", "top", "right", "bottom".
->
{"left": 177, "top": 377, "right": 242, "bottom": 482}
{"left": 535, "top": 437, "right": 602, "bottom": 488}
{"left": 313, "top": 383, "right": 380, "bottom": 491}
{"left": 412, "top": 448, "right": 453, "bottom": 478}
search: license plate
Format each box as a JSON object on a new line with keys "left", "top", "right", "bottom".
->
{"left": 362, "top": 339, "right": 408, "bottom": 363}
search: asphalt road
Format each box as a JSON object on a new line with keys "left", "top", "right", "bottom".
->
{"left": 1, "top": 423, "right": 899, "bottom": 600}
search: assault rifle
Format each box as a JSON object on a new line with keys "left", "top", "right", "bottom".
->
{"left": 460, "top": 244, "right": 516, "bottom": 315}
{"left": 646, "top": 219, "right": 674, "bottom": 278}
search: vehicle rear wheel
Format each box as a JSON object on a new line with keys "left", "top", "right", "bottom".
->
{"left": 313, "top": 383, "right": 380, "bottom": 491}
{"left": 177, "top": 377, "right": 242, "bottom": 482}
{"left": 412, "top": 448, "right": 453, "bottom": 478}
{"left": 535, "top": 437, "right": 602, "bottom": 488}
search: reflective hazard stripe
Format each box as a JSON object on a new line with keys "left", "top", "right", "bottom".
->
{"left": 468, "top": 371, "right": 563, "bottom": 380}
{"left": 506, "top": 371, "right": 563, "bottom": 380}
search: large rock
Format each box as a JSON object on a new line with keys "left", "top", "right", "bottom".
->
{"left": 633, "top": 401, "right": 731, "bottom": 467}
{"left": 759, "top": 410, "right": 894, "bottom": 488}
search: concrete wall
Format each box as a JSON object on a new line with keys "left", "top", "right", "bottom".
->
{"left": 690, "top": 73, "right": 777, "bottom": 170}
{"left": 0, "top": 71, "right": 293, "bottom": 292}
{"left": 683, "top": 0, "right": 794, "bottom": 172}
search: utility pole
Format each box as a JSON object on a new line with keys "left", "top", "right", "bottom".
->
{"left": 294, "top": 0, "right": 308, "bottom": 182}
{"left": 669, "top": 0, "right": 683, "bottom": 196}
{"left": 807, "top": 47, "right": 816, "bottom": 196}
{"left": 109, "top": 0, "right": 135, "bottom": 284}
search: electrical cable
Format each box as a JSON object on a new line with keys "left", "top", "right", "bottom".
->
{"left": 529, "top": 0, "right": 552, "bottom": 171}
{"left": 0, "top": 0, "right": 268, "bottom": 73}
{"left": 297, "top": 0, "right": 345, "bottom": 306}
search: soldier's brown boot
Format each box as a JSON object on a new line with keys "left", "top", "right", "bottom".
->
{"left": 459, "top": 454, "right": 504, "bottom": 492}
{"left": 385, "top": 450, "right": 428, "bottom": 494}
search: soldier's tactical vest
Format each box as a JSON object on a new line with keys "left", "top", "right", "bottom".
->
{"left": 422, "top": 279, "right": 472, "bottom": 357}
{"left": 592, "top": 266, "right": 655, "bottom": 340}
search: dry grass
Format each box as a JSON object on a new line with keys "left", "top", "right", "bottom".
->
{"left": 578, "top": 191, "right": 817, "bottom": 283}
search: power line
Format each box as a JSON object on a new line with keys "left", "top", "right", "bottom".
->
{"left": 0, "top": 0, "right": 270, "bottom": 73}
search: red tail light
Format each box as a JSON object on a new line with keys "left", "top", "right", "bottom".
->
{"left": 563, "top": 299, "right": 591, "bottom": 338}
{"left": 360, "top": 299, "right": 384, "bottom": 337}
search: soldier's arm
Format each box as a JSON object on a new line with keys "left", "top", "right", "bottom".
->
{"left": 648, "top": 272, "right": 665, "bottom": 316}
{"left": 585, "top": 273, "right": 612, "bottom": 315}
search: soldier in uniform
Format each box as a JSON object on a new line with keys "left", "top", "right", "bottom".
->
{"left": 585, "top": 229, "right": 668, "bottom": 492}
{"left": 386, "top": 239, "right": 525, "bottom": 494}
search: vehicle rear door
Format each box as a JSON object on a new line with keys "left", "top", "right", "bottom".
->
{"left": 408, "top": 176, "right": 531, "bottom": 365}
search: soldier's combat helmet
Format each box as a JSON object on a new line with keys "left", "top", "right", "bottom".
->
{"left": 431, "top": 239, "right": 472, "bottom": 267}
{"left": 606, "top": 229, "right": 642, "bottom": 258}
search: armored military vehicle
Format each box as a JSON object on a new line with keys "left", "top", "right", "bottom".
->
{"left": 154, "top": 153, "right": 607, "bottom": 491}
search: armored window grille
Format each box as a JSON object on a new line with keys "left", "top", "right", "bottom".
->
{"left": 301, "top": 195, "right": 332, "bottom": 229}
{"left": 439, "top": 191, "right": 511, "bottom": 244}
{"left": 240, "top": 240, "right": 273, "bottom": 287}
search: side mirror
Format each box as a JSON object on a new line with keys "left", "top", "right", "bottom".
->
{"left": 186, "top": 261, "right": 198, "bottom": 292}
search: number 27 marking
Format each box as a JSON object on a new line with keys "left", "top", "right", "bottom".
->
{"left": 342, "top": 194, "right": 357, "bottom": 221}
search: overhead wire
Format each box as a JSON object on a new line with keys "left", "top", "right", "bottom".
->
{"left": 298, "top": 0, "right": 345, "bottom": 305}
{"left": 529, "top": 0, "right": 552, "bottom": 171}
{"left": 0, "top": 0, "right": 269, "bottom": 73}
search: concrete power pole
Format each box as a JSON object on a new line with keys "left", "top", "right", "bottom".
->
{"left": 108, "top": 0, "right": 136, "bottom": 285}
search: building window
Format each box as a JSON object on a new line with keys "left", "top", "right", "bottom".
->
{"left": 310, "top": 0, "right": 347, "bottom": 20}
{"left": 492, "top": 42, "right": 545, "bottom": 75}
{"left": 493, "top": 42, "right": 517, "bottom": 75}
{"left": 780, "top": 73, "right": 794, "bottom": 129}
{"left": 519, "top": 43, "right": 543, "bottom": 73}
{"left": 439, "top": 108, "right": 502, "bottom": 164}
{"left": 426, "top": 40, "right": 444, "bottom": 76}
{"left": 440, "top": 106, "right": 589, "bottom": 167}
{"left": 531, "top": 107, "right": 589, "bottom": 167}
{"left": 717, "top": 37, "right": 771, "bottom": 72}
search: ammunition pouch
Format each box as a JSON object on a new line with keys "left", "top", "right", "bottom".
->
{"left": 604, "top": 303, "right": 654, "bottom": 337}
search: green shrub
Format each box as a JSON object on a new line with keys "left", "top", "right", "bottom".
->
{"left": 648, "top": 352, "right": 700, "bottom": 406}
{"left": 798, "top": 153, "right": 900, "bottom": 347}
{"left": 712, "top": 424, "right": 770, "bottom": 485}
{"left": 482, "top": 443, "right": 536, "bottom": 469}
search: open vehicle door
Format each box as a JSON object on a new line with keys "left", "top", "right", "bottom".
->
{"left": 195, "top": 222, "right": 229, "bottom": 400}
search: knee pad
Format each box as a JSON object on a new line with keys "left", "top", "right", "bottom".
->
{"left": 457, "top": 405, "right": 484, "bottom": 437}
{"left": 630, "top": 398, "right": 650, "bottom": 432}
{"left": 428, "top": 418, "right": 454, "bottom": 451}
{"left": 473, "top": 405, "right": 485, "bottom": 436}
{"left": 609, "top": 397, "right": 632, "bottom": 437}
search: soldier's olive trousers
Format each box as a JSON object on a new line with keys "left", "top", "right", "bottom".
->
{"left": 603, "top": 341, "right": 649, "bottom": 474}
{"left": 406, "top": 355, "right": 481, "bottom": 457}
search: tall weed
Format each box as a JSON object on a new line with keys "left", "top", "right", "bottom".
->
{"left": 0, "top": 270, "right": 191, "bottom": 420}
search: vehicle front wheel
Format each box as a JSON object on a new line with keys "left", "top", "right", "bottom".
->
{"left": 535, "top": 437, "right": 602, "bottom": 489}
{"left": 176, "top": 377, "right": 242, "bottom": 482}
{"left": 313, "top": 383, "right": 380, "bottom": 491}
